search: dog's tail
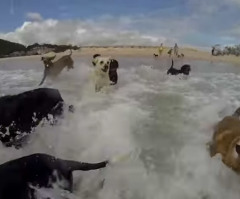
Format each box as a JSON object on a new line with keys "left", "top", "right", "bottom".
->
{"left": 63, "top": 152, "right": 132, "bottom": 172}
{"left": 63, "top": 160, "right": 109, "bottom": 172}
{"left": 167, "top": 59, "right": 174, "bottom": 75}
{"left": 170, "top": 59, "right": 174, "bottom": 68}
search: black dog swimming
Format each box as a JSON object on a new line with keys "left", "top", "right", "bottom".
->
{"left": 92, "top": 54, "right": 119, "bottom": 85}
{"left": 0, "top": 153, "right": 108, "bottom": 199}
{"left": 167, "top": 59, "right": 191, "bottom": 76}
{"left": 0, "top": 88, "right": 73, "bottom": 148}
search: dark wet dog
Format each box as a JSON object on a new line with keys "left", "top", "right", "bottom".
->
{"left": 92, "top": 54, "right": 119, "bottom": 85}
{"left": 0, "top": 153, "right": 108, "bottom": 199}
{"left": 153, "top": 53, "right": 158, "bottom": 57}
{"left": 0, "top": 88, "right": 73, "bottom": 148}
{"left": 167, "top": 59, "right": 191, "bottom": 76}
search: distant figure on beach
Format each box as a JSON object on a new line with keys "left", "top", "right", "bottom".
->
{"left": 173, "top": 43, "right": 179, "bottom": 56}
{"left": 158, "top": 43, "right": 164, "bottom": 56}
{"left": 168, "top": 48, "right": 173, "bottom": 57}
{"left": 211, "top": 46, "right": 215, "bottom": 56}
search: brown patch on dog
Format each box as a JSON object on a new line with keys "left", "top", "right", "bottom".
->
{"left": 208, "top": 112, "right": 240, "bottom": 173}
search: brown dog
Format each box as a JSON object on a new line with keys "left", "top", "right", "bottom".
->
{"left": 39, "top": 50, "right": 74, "bottom": 85}
{"left": 208, "top": 107, "right": 240, "bottom": 173}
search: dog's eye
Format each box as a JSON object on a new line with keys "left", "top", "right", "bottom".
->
{"left": 100, "top": 61, "right": 104, "bottom": 65}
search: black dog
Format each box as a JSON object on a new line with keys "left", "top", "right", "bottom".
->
{"left": 0, "top": 153, "right": 108, "bottom": 199}
{"left": 153, "top": 53, "right": 158, "bottom": 57}
{"left": 167, "top": 59, "right": 191, "bottom": 76}
{"left": 92, "top": 54, "right": 119, "bottom": 85}
{"left": 0, "top": 88, "right": 73, "bottom": 148}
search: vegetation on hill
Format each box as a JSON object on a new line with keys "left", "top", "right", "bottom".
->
{"left": 0, "top": 39, "right": 80, "bottom": 58}
{"left": 0, "top": 39, "right": 26, "bottom": 57}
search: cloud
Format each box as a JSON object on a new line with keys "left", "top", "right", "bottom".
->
{"left": 0, "top": 0, "right": 240, "bottom": 47}
{"left": 0, "top": 17, "right": 170, "bottom": 46}
{"left": 26, "top": 12, "right": 43, "bottom": 22}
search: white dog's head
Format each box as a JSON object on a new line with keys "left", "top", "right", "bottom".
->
{"left": 93, "top": 56, "right": 111, "bottom": 74}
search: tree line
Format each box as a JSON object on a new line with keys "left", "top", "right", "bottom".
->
{"left": 0, "top": 39, "right": 80, "bottom": 58}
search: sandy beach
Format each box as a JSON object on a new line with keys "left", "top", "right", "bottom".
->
{"left": 1, "top": 46, "right": 240, "bottom": 66}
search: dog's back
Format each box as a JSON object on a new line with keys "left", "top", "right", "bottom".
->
{"left": 48, "top": 54, "right": 74, "bottom": 76}
{"left": 0, "top": 153, "right": 108, "bottom": 199}
{"left": 39, "top": 50, "right": 74, "bottom": 85}
{"left": 0, "top": 88, "right": 64, "bottom": 146}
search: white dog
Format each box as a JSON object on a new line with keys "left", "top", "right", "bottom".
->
{"left": 92, "top": 56, "right": 111, "bottom": 92}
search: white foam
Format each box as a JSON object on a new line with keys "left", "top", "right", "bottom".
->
{"left": 0, "top": 58, "right": 240, "bottom": 198}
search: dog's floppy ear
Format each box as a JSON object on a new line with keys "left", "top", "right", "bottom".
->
{"left": 216, "top": 130, "right": 232, "bottom": 142}
{"left": 93, "top": 54, "right": 101, "bottom": 59}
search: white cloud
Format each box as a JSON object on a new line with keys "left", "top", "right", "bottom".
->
{"left": 0, "top": 17, "right": 170, "bottom": 46}
{"left": 26, "top": 12, "right": 43, "bottom": 22}
{"left": 1, "top": 0, "right": 240, "bottom": 48}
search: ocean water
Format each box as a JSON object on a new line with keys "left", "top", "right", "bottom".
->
{"left": 0, "top": 56, "right": 240, "bottom": 199}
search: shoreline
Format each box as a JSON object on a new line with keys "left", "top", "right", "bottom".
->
{"left": 0, "top": 47, "right": 239, "bottom": 66}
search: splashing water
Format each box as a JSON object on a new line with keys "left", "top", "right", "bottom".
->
{"left": 0, "top": 56, "right": 240, "bottom": 199}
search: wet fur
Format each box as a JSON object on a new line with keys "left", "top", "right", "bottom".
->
{"left": 0, "top": 153, "right": 108, "bottom": 199}
{"left": 208, "top": 107, "right": 240, "bottom": 173}
{"left": 0, "top": 88, "right": 72, "bottom": 148}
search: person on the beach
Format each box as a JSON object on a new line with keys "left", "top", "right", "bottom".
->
{"left": 211, "top": 47, "right": 215, "bottom": 56}
{"left": 158, "top": 43, "right": 164, "bottom": 56}
{"left": 173, "top": 43, "right": 179, "bottom": 56}
{"left": 168, "top": 48, "right": 173, "bottom": 57}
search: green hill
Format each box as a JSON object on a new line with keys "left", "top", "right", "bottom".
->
{"left": 0, "top": 38, "right": 80, "bottom": 58}
{"left": 0, "top": 39, "right": 26, "bottom": 57}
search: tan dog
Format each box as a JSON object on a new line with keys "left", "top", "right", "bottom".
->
{"left": 208, "top": 107, "right": 240, "bottom": 173}
{"left": 39, "top": 50, "right": 74, "bottom": 85}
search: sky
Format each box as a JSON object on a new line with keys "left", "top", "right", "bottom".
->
{"left": 0, "top": 0, "right": 239, "bottom": 48}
